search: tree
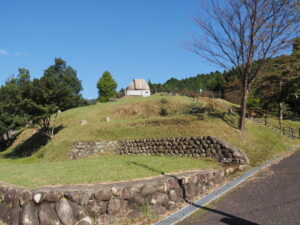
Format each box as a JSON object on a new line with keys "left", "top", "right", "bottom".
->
{"left": 191, "top": 0, "right": 300, "bottom": 130}
{"left": 254, "top": 37, "right": 300, "bottom": 118}
{"left": 43, "top": 58, "right": 86, "bottom": 109}
{"left": 21, "top": 59, "right": 86, "bottom": 138}
{"left": 0, "top": 69, "right": 31, "bottom": 147}
{"left": 97, "top": 71, "right": 118, "bottom": 102}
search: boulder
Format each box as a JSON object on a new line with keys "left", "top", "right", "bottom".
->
{"left": 55, "top": 198, "right": 76, "bottom": 225}
{"left": 86, "top": 200, "right": 107, "bottom": 217}
{"left": 10, "top": 207, "right": 22, "bottom": 225}
{"left": 77, "top": 217, "right": 92, "bottom": 225}
{"left": 107, "top": 199, "right": 125, "bottom": 215}
{"left": 150, "top": 193, "right": 169, "bottom": 206}
{"left": 39, "top": 203, "right": 62, "bottom": 225}
{"left": 22, "top": 202, "right": 39, "bottom": 225}
{"left": 140, "top": 184, "right": 155, "bottom": 196}
{"left": 20, "top": 190, "right": 33, "bottom": 206}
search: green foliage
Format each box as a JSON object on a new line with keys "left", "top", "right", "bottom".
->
{"left": 0, "top": 69, "right": 31, "bottom": 146}
{"left": 292, "top": 37, "right": 300, "bottom": 56}
{"left": 253, "top": 39, "right": 300, "bottom": 117}
{"left": 97, "top": 71, "right": 118, "bottom": 102}
{"left": 0, "top": 58, "right": 87, "bottom": 141}
{"left": 22, "top": 58, "right": 87, "bottom": 136}
{"left": 247, "top": 96, "right": 261, "bottom": 109}
{"left": 149, "top": 71, "right": 226, "bottom": 93}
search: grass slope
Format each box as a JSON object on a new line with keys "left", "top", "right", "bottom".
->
{"left": 0, "top": 95, "right": 299, "bottom": 187}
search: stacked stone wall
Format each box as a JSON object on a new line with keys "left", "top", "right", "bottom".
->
{"left": 0, "top": 168, "right": 234, "bottom": 225}
{"left": 119, "top": 136, "right": 249, "bottom": 164}
{"left": 70, "top": 141, "right": 119, "bottom": 160}
{"left": 70, "top": 136, "right": 249, "bottom": 164}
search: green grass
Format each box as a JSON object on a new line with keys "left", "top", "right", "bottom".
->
{"left": 0, "top": 155, "right": 219, "bottom": 188}
{"left": 0, "top": 95, "right": 299, "bottom": 187}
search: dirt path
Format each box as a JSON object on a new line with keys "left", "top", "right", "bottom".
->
{"left": 177, "top": 149, "right": 300, "bottom": 225}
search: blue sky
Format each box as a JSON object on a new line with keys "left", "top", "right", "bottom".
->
{"left": 0, "top": 0, "right": 218, "bottom": 99}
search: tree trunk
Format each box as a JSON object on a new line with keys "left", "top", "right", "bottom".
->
{"left": 239, "top": 85, "right": 249, "bottom": 131}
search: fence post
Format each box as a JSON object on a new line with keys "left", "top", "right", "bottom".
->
{"left": 264, "top": 116, "right": 267, "bottom": 126}
{"left": 289, "top": 128, "right": 293, "bottom": 138}
{"left": 298, "top": 128, "right": 300, "bottom": 138}
{"left": 282, "top": 127, "right": 285, "bottom": 135}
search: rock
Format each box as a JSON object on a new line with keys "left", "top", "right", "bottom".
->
{"left": 94, "top": 189, "right": 112, "bottom": 201}
{"left": 20, "top": 190, "right": 33, "bottom": 206}
{"left": 5, "top": 188, "right": 19, "bottom": 206}
{"left": 55, "top": 198, "right": 76, "bottom": 225}
{"left": 168, "top": 189, "right": 180, "bottom": 202}
{"left": 77, "top": 216, "right": 92, "bottom": 225}
{"left": 45, "top": 191, "right": 63, "bottom": 202}
{"left": 22, "top": 202, "right": 39, "bottom": 225}
{"left": 150, "top": 193, "right": 169, "bottom": 206}
{"left": 238, "top": 165, "right": 246, "bottom": 171}
{"left": 132, "top": 195, "right": 147, "bottom": 207}
{"left": 10, "top": 207, "right": 22, "bottom": 225}
{"left": 150, "top": 205, "right": 166, "bottom": 215}
{"left": 110, "top": 187, "right": 121, "bottom": 197}
{"left": 80, "top": 120, "right": 88, "bottom": 126}
{"left": 120, "top": 186, "right": 139, "bottom": 200}
{"left": 96, "top": 214, "right": 113, "bottom": 225}
{"left": 64, "top": 191, "right": 82, "bottom": 204}
{"left": 69, "top": 201, "right": 86, "bottom": 221}
{"left": 105, "top": 117, "right": 111, "bottom": 122}
{"left": 154, "top": 182, "right": 169, "bottom": 193}
{"left": 39, "top": 203, "right": 62, "bottom": 225}
{"left": 140, "top": 184, "right": 155, "bottom": 196}
{"left": 167, "top": 201, "right": 176, "bottom": 210}
{"left": 86, "top": 200, "right": 107, "bottom": 217}
{"left": 127, "top": 210, "right": 140, "bottom": 218}
{"left": 107, "top": 198, "right": 125, "bottom": 215}
{"left": 80, "top": 192, "right": 93, "bottom": 205}
{"left": 168, "top": 178, "right": 180, "bottom": 189}
{"left": 33, "top": 193, "right": 42, "bottom": 203}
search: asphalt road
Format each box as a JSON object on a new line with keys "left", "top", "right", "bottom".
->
{"left": 177, "top": 150, "right": 300, "bottom": 225}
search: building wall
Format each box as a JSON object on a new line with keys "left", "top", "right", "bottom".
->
{"left": 126, "top": 90, "right": 151, "bottom": 97}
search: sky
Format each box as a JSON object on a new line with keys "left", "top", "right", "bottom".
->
{"left": 0, "top": 0, "right": 219, "bottom": 99}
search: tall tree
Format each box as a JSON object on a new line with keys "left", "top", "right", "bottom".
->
{"left": 43, "top": 58, "right": 86, "bottom": 109}
{"left": 191, "top": 0, "right": 299, "bottom": 130}
{"left": 23, "top": 58, "right": 86, "bottom": 138}
{"left": 97, "top": 71, "right": 118, "bottom": 102}
{"left": 0, "top": 69, "right": 31, "bottom": 147}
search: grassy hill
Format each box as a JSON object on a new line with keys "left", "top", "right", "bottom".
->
{"left": 0, "top": 95, "right": 299, "bottom": 187}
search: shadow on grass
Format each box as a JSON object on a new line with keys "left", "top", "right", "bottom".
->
{"left": 188, "top": 104, "right": 239, "bottom": 129}
{"left": 130, "top": 162, "right": 259, "bottom": 225}
{"left": 3, "top": 125, "right": 65, "bottom": 159}
{"left": 0, "top": 130, "right": 23, "bottom": 152}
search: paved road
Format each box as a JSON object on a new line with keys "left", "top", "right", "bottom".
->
{"left": 177, "top": 150, "right": 300, "bottom": 225}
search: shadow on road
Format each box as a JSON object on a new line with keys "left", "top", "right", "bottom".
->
{"left": 191, "top": 205, "right": 260, "bottom": 225}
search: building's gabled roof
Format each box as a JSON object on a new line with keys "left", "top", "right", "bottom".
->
{"left": 127, "top": 79, "right": 150, "bottom": 90}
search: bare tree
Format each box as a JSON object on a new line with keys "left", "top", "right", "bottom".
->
{"left": 191, "top": 0, "right": 300, "bottom": 131}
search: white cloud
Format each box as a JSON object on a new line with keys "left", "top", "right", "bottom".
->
{"left": 0, "top": 49, "right": 8, "bottom": 55}
{"left": 14, "top": 52, "right": 27, "bottom": 56}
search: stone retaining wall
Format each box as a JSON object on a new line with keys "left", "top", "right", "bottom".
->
{"left": 70, "top": 141, "right": 119, "bottom": 160}
{"left": 0, "top": 168, "right": 234, "bottom": 225}
{"left": 70, "top": 136, "right": 249, "bottom": 165}
{"left": 119, "top": 136, "right": 249, "bottom": 164}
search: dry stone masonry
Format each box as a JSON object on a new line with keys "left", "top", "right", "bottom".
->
{"left": 0, "top": 168, "right": 235, "bottom": 225}
{"left": 70, "top": 141, "right": 120, "bottom": 160}
{"left": 70, "top": 136, "right": 249, "bottom": 164}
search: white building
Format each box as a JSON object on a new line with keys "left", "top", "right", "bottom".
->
{"left": 125, "top": 79, "right": 151, "bottom": 97}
